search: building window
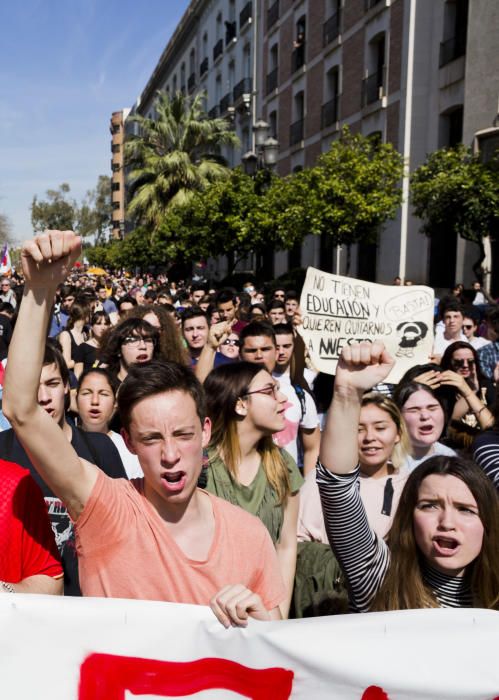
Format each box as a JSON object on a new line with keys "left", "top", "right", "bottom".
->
{"left": 439, "top": 106, "right": 464, "bottom": 147}
{"left": 290, "top": 91, "right": 304, "bottom": 145}
{"left": 322, "top": 66, "right": 339, "bottom": 128}
{"left": 240, "top": 1, "right": 252, "bottom": 29}
{"left": 440, "top": 0, "right": 468, "bottom": 66}
{"left": 291, "top": 17, "right": 306, "bottom": 73}
{"left": 323, "top": 0, "right": 341, "bottom": 46}
{"left": 111, "top": 144, "right": 120, "bottom": 153}
{"left": 112, "top": 201, "right": 120, "bottom": 211}
{"left": 180, "top": 63, "right": 186, "bottom": 93}
{"left": 112, "top": 182, "right": 120, "bottom": 191}
{"left": 172, "top": 75, "right": 177, "bottom": 93}
{"left": 267, "top": 44, "right": 278, "bottom": 93}
{"left": 269, "top": 110, "right": 278, "bottom": 138}
{"left": 362, "top": 33, "right": 386, "bottom": 106}
{"left": 267, "top": 0, "right": 279, "bottom": 30}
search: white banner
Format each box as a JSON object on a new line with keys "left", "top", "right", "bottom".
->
{"left": 298, "top": 268, "right": 435, "bottom": 383}
{"left": 0, "top": 595, "right": 497, "bottom": 699}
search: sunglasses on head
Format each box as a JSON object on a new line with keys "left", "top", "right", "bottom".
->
{"left": 451, "top": 358, "right": 475, "bottom": 368}
{"left": 223, "top": 338, "right": 239, "bottom": 346}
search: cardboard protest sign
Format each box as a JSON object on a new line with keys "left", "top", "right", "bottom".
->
{"left": 0, "top": 596, "right": 497, "bottom": 699}
{"left": 298, "top": 267, "right": 434, "bottom": 383}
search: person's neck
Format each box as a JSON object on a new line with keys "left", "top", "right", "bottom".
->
{"left": 82, "top": 421, "right": 107, "bottom": 435}
{"left": 144, "top": 480, "right": 207, "bottom": 527}
{"left": 273, "top": 364, "right": 290, "bottom": 377}
{"left": 412, "top": 442, "right": 434, "bottom": 459}
{"left": 360, "top": 461, "right": 393, "bottom": 479}
{"left": 444, "top": 328, "right": 461, "bottom": 340}
{"left": 237, "top": 424, "right": 262, "bottom": 463}
{"left": 61, "top": 418, "right": 73, "bottom": 442}
{"left": 117, "top": 364, "right": 128, "bottom": 382}
{"left": 189, "top": 346, "right": 202, "bottom": 359}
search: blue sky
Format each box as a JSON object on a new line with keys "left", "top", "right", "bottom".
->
{"left": 0, "top": 0, "right": 190, "bottom": 243}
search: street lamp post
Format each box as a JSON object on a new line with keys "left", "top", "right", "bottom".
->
{"left": 242, "top": 120, "right": 280, "bottom": 175}
{"left": 241, "top": 120, "right": 280, "bottom": 277}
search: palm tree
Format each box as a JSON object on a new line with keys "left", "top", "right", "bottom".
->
{"left": 125, "top": 90, "right": 238, "bottom": 230}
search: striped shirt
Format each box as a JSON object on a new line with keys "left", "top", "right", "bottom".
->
{"left": 473, "top": 431, "right": 499, "bottom": 489}
{"left": 316, "top": 462, "right": 473, "bottom": 612}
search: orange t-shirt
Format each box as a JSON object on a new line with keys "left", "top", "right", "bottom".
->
{"left": 75, "top": 471, "right": 285, "bottom": 610}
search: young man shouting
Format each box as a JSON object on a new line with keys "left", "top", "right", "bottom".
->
{"left": 4, "top": 230, "right": 285, "bottom": 628}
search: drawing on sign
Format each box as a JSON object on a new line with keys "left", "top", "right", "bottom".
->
{"left": 395, "top": 321, "right": 429, "bottom": 358}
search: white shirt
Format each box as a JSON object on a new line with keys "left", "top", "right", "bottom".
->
{"left": 402, "top": 442, "right": 456, "bottom": 473}
{"left": 432, "top": 332, "right": 466, "bottom": 356}
{"left": 109, "top": 431, "right": 143, "bottom": 479}
{"left": 272, "top": 368, "right": 319, "bottom": 464}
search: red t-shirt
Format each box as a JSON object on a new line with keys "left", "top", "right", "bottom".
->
{"left": 0, "top": 459, "right": 63, "bottom": 583}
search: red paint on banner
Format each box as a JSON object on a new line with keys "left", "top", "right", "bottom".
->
{"left": 79, "top": 653, "right": 294, "bottom": 699}
{"left": 362, "top": 687, "right": 389, "bottom": 700}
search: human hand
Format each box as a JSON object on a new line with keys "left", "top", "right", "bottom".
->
{"left": 208, "top": 320, "right": 233, "bottom": 350}
{"left": 438, "top": 370, "right": 471, "bottom": 395}
{"left": 21, "top": 231, "right": 81, "bottom": 291}
{"left": 291, "top": 311, "right": 302, "bottom": 328}
{"left": 210, "top": 584, "right": 270, "bottom": 628}
{"left": 413, "top": 370, "right": 442, "bottom": 390}
{"left": 335, "top": 341, "right": 395, "bottom": 393}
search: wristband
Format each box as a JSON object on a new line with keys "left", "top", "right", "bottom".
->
{"left": 475, "top": 405, "right": 487, "bottom": 417}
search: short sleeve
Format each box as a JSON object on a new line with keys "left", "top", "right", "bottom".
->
{"left": 300, "top": 390, "right": 319, "bottom": 430}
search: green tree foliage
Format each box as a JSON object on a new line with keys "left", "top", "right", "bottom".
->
{"left": 411, "top": 145, "right": 499, "bottom": 277}
{"left": 125, "top": 90, "right": 238, "bottom": 232}
{"left": 31, "top": 183, "right": 78, "bottom": 232}
{"left": 262, "top": 128, "right": 404, "bottom": 248}
{"left": 78, "top": 175, "right": 112, "bottom": 243}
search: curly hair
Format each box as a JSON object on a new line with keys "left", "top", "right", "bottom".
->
{"left": 98, "top": 317, "right": 160, "bottom": 377}
{"left": 128, "top": 305, "right": 189, "bottom": 366}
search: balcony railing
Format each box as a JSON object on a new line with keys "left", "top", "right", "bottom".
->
{"left": 225, "top": 20, "right": 237, "bottom": 45}
{"left": 213, "top": 38, "right": 224, "bottom": 61}
{"left": 188, "top": 73, "right": 196, "bottom": 92}
{"left": 365, "top": 0, "right": 383, "bottom": 10}
{"left": 266, "top": 67, "right": 278, "bottom": 94}
{"left": 220, "top": 92, "right": 233, "bottom": 114}
{"left": 321, "top": 96, "right": 339, "bottom": 128}
{"left": 362, "top": 67, "right": 385, "bottom": 106}
{"left": 199, "top": 57, "right": 209, "bottom": 76}
{"left": 240, "top": 1, "right": 252, "bottom": 29}
{"left": 439, "top": 35, "right": 466, "bottom": 67}
{"left": 291, "top": 43, "right": 306, "bottom": 73}
{"left": 323, "top": 9, "right": 341, "bottom": 46}
{"left": 208, "top": 105, "right": 219, "bottom": 119}
{"left": 267, "top": 0, "right": 279, "bottom": 29}
{"left": 233, "top": 77, "right": 252, "bottom": 102}
{"left": 290, "top": 118, "right": 304, "bottom": 145}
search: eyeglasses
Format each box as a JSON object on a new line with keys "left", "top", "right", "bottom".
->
{"left": 242, "top": 383, "right": 280, "bottom": 399}
{"left": 122, "top": 335, "right": 155, "bottom": 347}
{"left": 462, "top": 325, "right": 474, "bottom": 330}
{"left": 451, "top": 358, "right": 475, "bottom": 369}
{"left": 223, "top": 338, "right": 239, "bottom": 346}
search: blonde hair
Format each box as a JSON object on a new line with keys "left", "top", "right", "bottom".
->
{"left": 361, "top": 392, "right": 411, "bottom": 469}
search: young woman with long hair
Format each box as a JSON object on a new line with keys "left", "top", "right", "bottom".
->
{"left": 204, "top": 361, "right": 303, "bottom": 617}
{"left": 298, "top": 393, "right": 411, "bottom": 543}
{"left": 74, "top": 310, "right": 111, "bottom": 378}
{"left": 58, "top": 302, "right": 90, "bottom": 371}
{"left": 393, "top": 382, "right": 456, "bottom": 472}
{"left": 76, "top": 368, "right": 142, "bottom": 479}
{"left": 318, "top": 341, "right": 498, "bottom": 612}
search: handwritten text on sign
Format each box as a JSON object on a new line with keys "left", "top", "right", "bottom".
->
{"left": 298, "top": 268, "right": 434, "bottom": 383}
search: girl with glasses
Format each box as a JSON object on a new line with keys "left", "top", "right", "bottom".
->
{"left": 204, "top": 361, "right": 303, "bottom": 618}
{"left": 438, "top": 341, "right": 494, "bottom": 448}
{"left": 218, "top": 332, "right": 240, "bottom": 360}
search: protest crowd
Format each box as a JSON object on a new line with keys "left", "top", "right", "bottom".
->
{"left": 0, "top": 230, "right": 497, "bottom": 629}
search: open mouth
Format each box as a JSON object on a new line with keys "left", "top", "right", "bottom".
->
{"left": 419, "top": 425, "right": 435, "bottom": 435}
{"left": 135, "top": 354, "right": 149, "bottom": 362}
{"left": 161, "top": 471, "right": 187, "bottom": 493}
{"left": 433, "top": 536, "right": 459, "bottom": 555}
{"left": 89, "top": 409, "right": 102, "bottom": 418}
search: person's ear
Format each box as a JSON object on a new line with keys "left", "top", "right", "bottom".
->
{"left": 235, "top": 398, "right": 247, "bottom": 417}
{"left": 122, "top": 428, "right": 137, "bottom": 455}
